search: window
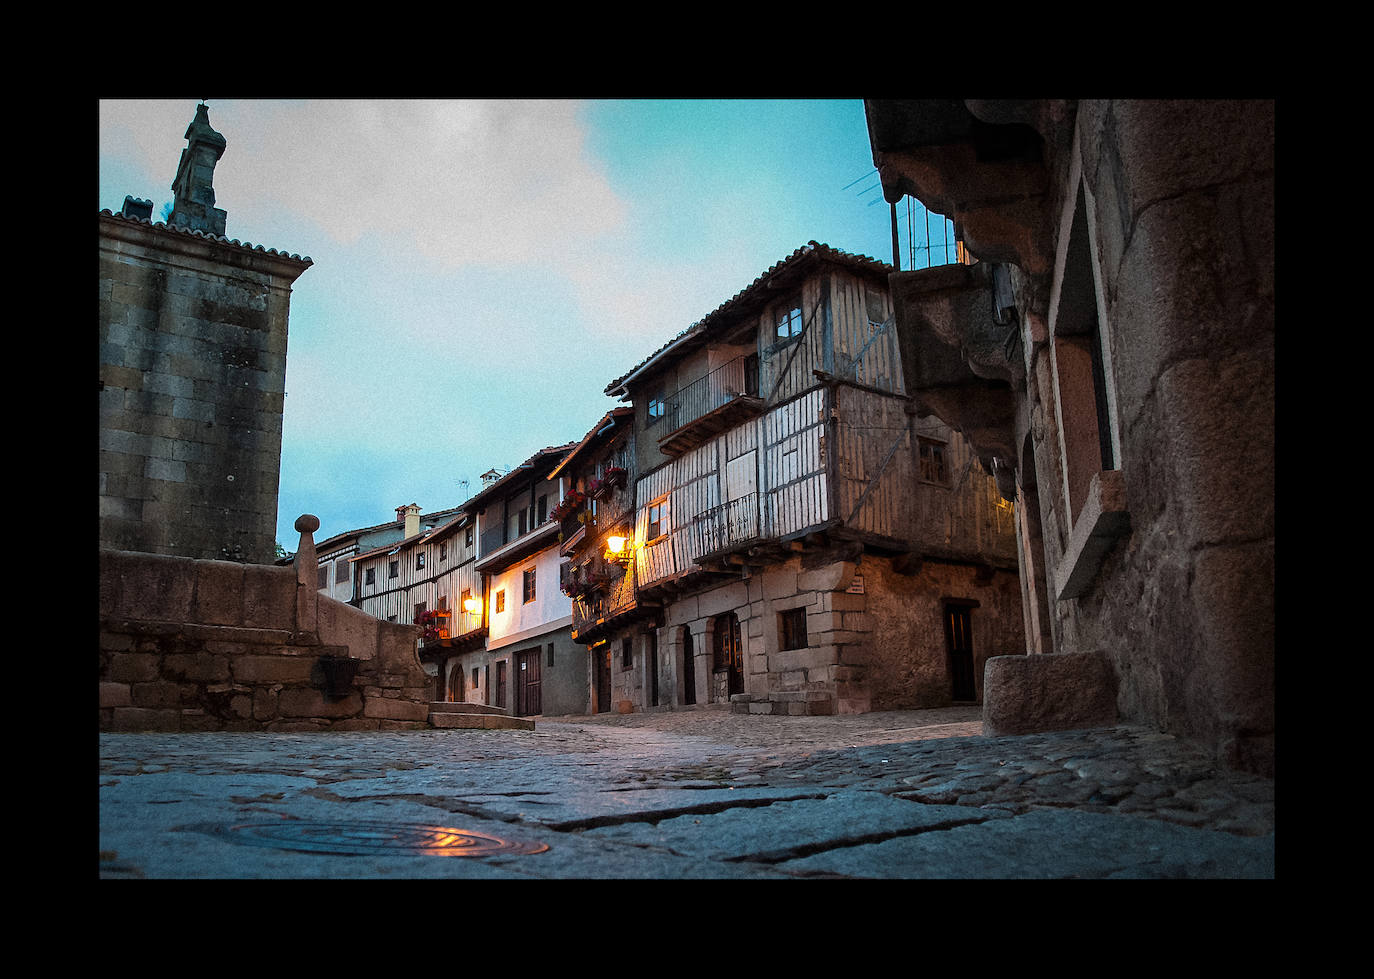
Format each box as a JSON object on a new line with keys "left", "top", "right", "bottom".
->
{"left": 622, "top": 637, "right": 633, "bottom": 670}
{"left": 496, "top": 590, "right": 506, "bottom": 613}
{"left": 439, "top": 540, "right": 447, "bottom": 561}
{"left": 365, "top": 567, "right": 375, "bottom": 586}
{"left": 416, "top": 551, "right": 425, "bottom": 570}
{"left": 523, "top": 567, "right": 536, "bottom": 604}
{"left": 414, "top": 602, "right": 426, "bottom": 622}
{"left": 465, "top": 527, "right": 473, "bottom": 548}
{"left": 388, "top": 560, "right": 399, "bottom": 579}
{"left": 647, "top": 497, "right": 667, "bottom": 541}
{"left": 865, "top": 289, "right": 888, "bottom": 329}
{"left": 647, "top": 392, "right": 666, "bottom": 427}
{"left": 779, "top": 607, "right": 808, "bottom": 651}
{"left": 460, "top": 588, "right": 472, "bottom": 614}
{"left": 517, "top": 507, "right": 528, "bottom": 536}
{"left": 472, "top": 667, "right": 479, "bottom": 689}
{"left": 775, "top": 296, "right": 804, "bottom": 340}
{"left": 547, "top": 642, "right": 555, "bottom": 667}
{"left": 537, "top": 494, "right": 548, "bottom": 524}
{"left": 317, "top": 565, "right": 329, "bottom": 589}
{"left": 918, "top": 438, "right": 949, "bottom": 485}
{"left": 335, "top": 560, "right": 348, "bottom": 584}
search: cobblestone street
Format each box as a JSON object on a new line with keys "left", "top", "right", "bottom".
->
{"left": 100, "top": 706, "right": 1274, "bottom": 878}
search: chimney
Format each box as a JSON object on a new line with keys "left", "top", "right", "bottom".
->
{"left": 480, "top": 468, "right": 503, "bottom": 487}
{"left": 121, "top": 196, "right": 154, "bottom": 221}
{"left": 396, "top": 503, "right": 421, "bottom": 539}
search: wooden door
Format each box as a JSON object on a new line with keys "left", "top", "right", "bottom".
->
{"left": 713, "top": 613, "right": 743, "bottom": 696}
{"left": 944, "top": 604, "right": 976, "bottom": 701}
{"left": 682, "top": 629, "right": 696, "bottom": 706}
{"left": 595, "top": 646, "right": 611, "bottom": 713}
{"left": 495, "top": 661, "right": 508, "bottom": 711}
{"left": 646, "top": 631, "right": 659, "bottom": 707}
{"left": 516, "top": 649, "right": 542, "bottom": 716}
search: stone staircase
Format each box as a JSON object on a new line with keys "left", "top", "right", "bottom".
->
{"left": 428, "top": 702, "right": 535, "bottom": 730}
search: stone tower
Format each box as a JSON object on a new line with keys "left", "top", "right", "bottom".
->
{"left": 99, "top": 103, "right": 312, "bottom": 565}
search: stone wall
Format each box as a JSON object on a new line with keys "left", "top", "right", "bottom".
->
{"left": 1014, "top": 102, "right": 1274, "bottom": 773}
{"left": 866, "top": 99, "right": 1274, "bottom": 775}
{"left": 650, "top": 552, "right": 1022, "bottom": 716}
{"left": 98, "top": 210, "right": 311, "bottom": 565}
{"left": 99, "top": 544, "right": 432, "bottom": 732}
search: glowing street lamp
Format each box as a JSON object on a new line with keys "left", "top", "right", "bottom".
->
{"left": 605, "top": 534, "right": 631, "bottom": 564}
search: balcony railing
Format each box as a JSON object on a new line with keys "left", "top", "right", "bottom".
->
{"left": 693, "top": 494, "right": 760, "bottom": 558}
{"left": 655, "top": 354, "right": 762, "bottom": 455}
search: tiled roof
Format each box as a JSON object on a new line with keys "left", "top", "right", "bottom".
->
{"left": 604, "top": 241, "right": 892, "bottom": 396}
{"left": 547, "top": 407, "right": 634, "bottom": 479}
{"left": 314, "top": 504, "right": 467, "bottom": 553}
{"left": 462, "top": 442, "right": 579, "bottom": 511}
{"left": 98, "top": 208, "right": 314, "bottom": 266}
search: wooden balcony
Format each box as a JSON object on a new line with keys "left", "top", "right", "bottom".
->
{"left": 655, "top": 354, "right": 763, "bottom": 457}
{"left": 692, "top": 494, "right": 762, "bottom": 562}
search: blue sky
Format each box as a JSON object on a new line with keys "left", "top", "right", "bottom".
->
{"left": 98, "top": 99, "right": 955, "bottom": 548}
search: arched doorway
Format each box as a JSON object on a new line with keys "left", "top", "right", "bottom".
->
{"left": 447, "top": 663, "right": 464, "bottom": 702}
{"left": 712, "top": 612, "right": 743, "bottom": 698}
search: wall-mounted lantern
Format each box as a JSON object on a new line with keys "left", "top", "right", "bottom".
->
{"left": 605, "top": 535, "right": 630, "bottom": 565}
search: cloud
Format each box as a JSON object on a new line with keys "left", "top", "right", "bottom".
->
{"left": 214, "top": 100, "right": 628, "bottom": 270}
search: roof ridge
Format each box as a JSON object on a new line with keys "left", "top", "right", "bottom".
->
{"left": 604, "top": 240, "right": 892, "bottom": 395}
{"left": 99, "top": 208, "right": 313, "bottom": 265}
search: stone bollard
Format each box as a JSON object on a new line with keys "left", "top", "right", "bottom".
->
{"left": 293, "top": 514, "right": 320, "bottom": 637}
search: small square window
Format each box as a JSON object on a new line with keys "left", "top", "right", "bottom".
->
{"left": 647, "top": 498, "right": 667, "bottom": 541}
{"left": 496, "top": 590, "right": 506, "bottom": 613}
{"left": 647, "top": 393, "right": 666, "bottom": 427}
{"left": 918, "top": 438, "right": 949, "bottom": 485}
{"left": 335, "top": 560, "right": 348, "bottom": 585}
{"left": 775, "top": 297, "right": 803, "bottom": 340}
{"left": 388, "top": 561, "right": 399, "bottom": 579}
{"left": 523, "top": 567, "right": 536, "bottom": 604}
{"left": 365, "top": 567, "right": 375, "bottom": 586}
{"left": 416, "top": 552, "right": 426, "bottom": 570}
{"left": 779, "top": 607, "right": 808, "bottom": 651}
{"left": 317, "top": 565, "right": 329, "bottom": 589}
{"left": 465, "top": 527, "right": 473, "bottom": 548}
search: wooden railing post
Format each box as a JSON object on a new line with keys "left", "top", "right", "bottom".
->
{"left": 293, "top": 514, "right": 320, "bottom": 638}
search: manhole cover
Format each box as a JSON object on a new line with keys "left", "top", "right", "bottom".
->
{"left": 201, "top": 820, "right": 549, "bottom": 857}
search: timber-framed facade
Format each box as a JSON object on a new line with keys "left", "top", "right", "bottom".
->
{"left": 549, "top": 407, "right": 657, "bottom": 713}
{"left": 605, "top": 242, "right": 1025, "bottom": 715}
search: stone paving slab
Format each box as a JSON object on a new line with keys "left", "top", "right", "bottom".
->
{"left": 99, "top": 707, "right": 1275, "bottom": 878}
{"left": 580, "top": 790, "right": 996, "bottom": 862}
{"left": 775, "top": 808, "right": 1275, "bottom": 879}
